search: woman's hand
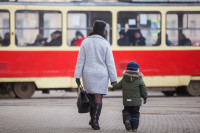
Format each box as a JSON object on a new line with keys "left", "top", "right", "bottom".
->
{"left": 110, "top": 82, "right": 117, "bottom": 91}
{"left": 76, "top": 78, "right": 81, "bottom": 87}
{"left": 111, "top": 81, "right": 117, "bottom": 85}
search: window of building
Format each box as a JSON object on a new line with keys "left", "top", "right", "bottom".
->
{"left": 117, "top": 11, "right": 161, "bottom": 46}
{"left": 67, "top": 11, "right": 112, "bottom": 46}
{"left": 0, "top": 10, "right": 10, "bottom": 47}
{"left": 15, "top": 10, "right": 62, "bottom": 46}
{"left": 166, "top": 12, "right": 200, "bottom": 46}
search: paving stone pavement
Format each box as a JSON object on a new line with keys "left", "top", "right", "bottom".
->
{"left": 0, "top": 91, "right": 200, "bottom": 133}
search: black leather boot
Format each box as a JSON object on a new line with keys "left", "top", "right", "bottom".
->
{"left": 91, "top": 103, "right": 102, "bottom": 130}
{"left": 89, "top": 104, "right": 94, "bottom": 126}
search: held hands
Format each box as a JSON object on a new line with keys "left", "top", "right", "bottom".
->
{"left": 111, "top": 82, "right": 117, "bottom": 85}
{"left": 143, "top": 99, "right": 147, "bottom": 104}
{"left": 76, "top": 78, "right": 81, "bottom": 87}
{"left": 110, "top": 81, "right": 117, "bottom": 91}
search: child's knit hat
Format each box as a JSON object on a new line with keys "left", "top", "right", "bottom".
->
{"left": 127, "top": 62, "right": 139, "bottom": 71}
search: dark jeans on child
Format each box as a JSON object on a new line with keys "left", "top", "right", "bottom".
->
{"left": 122, "top": 106, "right": 140, "bottom": 130}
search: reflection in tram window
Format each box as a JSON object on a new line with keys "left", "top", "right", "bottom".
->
{"left": 67, "top": 11, "right": 112, "bottom": 46}
{"left": 117, "top": 12, "right": 161, "bottom": 46}
{"left": 15, "top": 10, "right": 62, "bottom": 46}
{"left": 166, "top": 12, "right": 200, "bottom": 46}
{"left": 0, "top": 10, "right": 10, "bottom": 47}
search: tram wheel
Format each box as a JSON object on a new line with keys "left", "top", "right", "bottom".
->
{"left": 162, "top": 91, "right": 175, "bottom": 96}
{"left": 14, "top": 82, "right": 36, "bottom": 98}
{"left": 186, "top": 81, "right": 200, "bottom": 96}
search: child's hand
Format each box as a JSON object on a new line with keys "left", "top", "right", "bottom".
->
{"left": 110, "top": 87, "right": 114, "bottom": 91}
{"left": 143, "top": 99, "right": 147, "bottom": 104}
{"left": 111, "top": 81, "right": 118, "bottom": 91}
{"left": 111, "top": 81, "right": 117, "bottom": 85}
{"left": 110, "top": 82, "right": 117, "bottom": 91}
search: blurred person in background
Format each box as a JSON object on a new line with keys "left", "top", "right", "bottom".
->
{"left": 118, "top": 30, "right": 130, "bottom": 46}
{"left": 126, "top": 25, "right": 137, "bottom": 45}
{"left": 166, "top": 34, "right": 172, "bottom": 46}
{"left": 154, "top": 32, "right": 172, "bottom": 46}
{"left": 154, "top": 32, "right": 161, "bottom": 46}
{"left": 132, "top": 30, "right": 146, "bottom": 46}
{"left": 45, "top": 31, "right": 62, "bottom": 46}
{"left": 1, "top": 32, "right": 10, "bottom": 46}
{"left": 0, "top": 35, "right": 2, "bottom": 46}
{"left": 179, "top": 33, "right": 191, "bottom": 46}
{"left": 34, "top": 33, "right": 47, "bottom": 46}
{"left": 71, "top": 31, "right": 85, "bottom": 46}
{"left": 74, "top": 20, "right": 117, "bottom": 130}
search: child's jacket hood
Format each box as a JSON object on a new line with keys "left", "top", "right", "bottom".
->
{"left": 123, "top": 70, "right": 144, "bottom": 83}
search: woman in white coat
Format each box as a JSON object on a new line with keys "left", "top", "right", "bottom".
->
{"left": 74, "top": 20, "right": 117, "bottom": 130}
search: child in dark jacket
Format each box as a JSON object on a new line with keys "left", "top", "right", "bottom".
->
{"left": 112, "top": 62, "right": 147, "bottom": 132}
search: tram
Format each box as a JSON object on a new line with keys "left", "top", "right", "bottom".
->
{"left": 0, "top": 1, "right": 200, "bottom": 98}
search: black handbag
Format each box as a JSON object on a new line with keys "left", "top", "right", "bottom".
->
{"left": 77, "top": 85, "right": 91, "bottom": 113}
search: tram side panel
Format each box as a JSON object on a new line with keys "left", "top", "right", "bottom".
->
{"left": 0, "top": 50, "right": 200, "bottom": 96}
{"left": 113, "top": 50, "right": 200, "bottom": 96}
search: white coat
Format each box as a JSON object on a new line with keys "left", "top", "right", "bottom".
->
{"left": 74, "top": 35, "right": 117, "bottom": 95}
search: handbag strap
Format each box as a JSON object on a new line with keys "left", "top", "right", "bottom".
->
{"left": 77, "top": 85, "right": 84, "bottom": 94}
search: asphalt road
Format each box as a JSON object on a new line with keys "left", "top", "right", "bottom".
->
{"left": 0, "top": 91, "right": 200, "bottom": 133}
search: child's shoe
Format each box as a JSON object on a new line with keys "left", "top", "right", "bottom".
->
{"left": 124, "top": 120, "right": 132, "bottom": 131}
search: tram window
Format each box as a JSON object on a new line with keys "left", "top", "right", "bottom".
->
{"left": 15, "top": 10, "right": 62, "bottom": 47}
{"left": 117, "top": 12, "right": 161, "bottom": 46}
{"left": 166, "top": 12, "right": 200, "bottom": 46}
{"left": 67, "top": 11, "right": 112, "bottom": 46}
{"left": 0, "top": 10, "right": 10, "bottom": 47}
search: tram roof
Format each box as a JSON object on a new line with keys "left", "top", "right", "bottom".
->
{"left": 0, "top": 1, "right": 200, "bottom": 6}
